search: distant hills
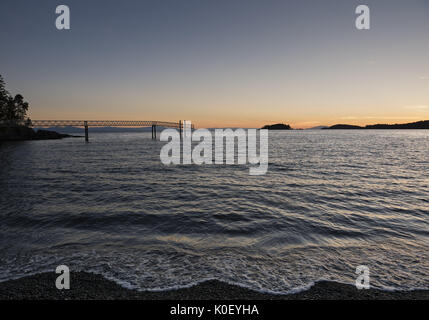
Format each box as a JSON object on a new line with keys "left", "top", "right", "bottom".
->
{"left": 261, "top": 123, "right": 292, "bottom": 130}
{"left": 324, "top": 124, "right": 363, "bottom": 129}
{"left": 323, "top": 120, "right": 429, "bottom": 130}
{"left": 306, "top": 126, "right": 328, "bottom": 130}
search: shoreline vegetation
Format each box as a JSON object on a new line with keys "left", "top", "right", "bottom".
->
{"left": 0, "top": 272, "right": 428, "bottom": 300}
{"left": 1, "top": 74, "right": 80, "bottom": 141}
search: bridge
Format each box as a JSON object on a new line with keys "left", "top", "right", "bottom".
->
{"left": 1, "top": 120, "right": 194, "bottom": 142}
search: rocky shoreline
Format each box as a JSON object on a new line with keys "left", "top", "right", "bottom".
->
{"left": 0, "top": 272, "right": 428, "bottom": 300}
{"left": 0, "top": 126, "right": 81, "bottom": 141}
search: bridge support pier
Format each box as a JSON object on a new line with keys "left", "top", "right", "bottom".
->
{"left": 152, "top": 125, "right": 157, "bottom": 140}
{"left": 84, "top": 121, "right": 89, "bottom": 142}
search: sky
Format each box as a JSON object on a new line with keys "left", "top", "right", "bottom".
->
{"left": 1, "top": 0, "right": 428, "bottom": 128}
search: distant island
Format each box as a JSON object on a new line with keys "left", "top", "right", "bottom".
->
{"left": 325, "top": 124, "right": 364, "bottom": 130}
{"left": 261, "top": 123, "right": 292, "bottom": 130}
{"left": 307, "top": 126, "right": 328, "bottom": 130}
{"left": 260, "top": 120, "right": 429, "bottom": 130}
{"left": 323, "top": 120, "right": 429, "bottom": 130}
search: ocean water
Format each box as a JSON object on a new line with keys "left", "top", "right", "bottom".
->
{"left": 0, "top": 130, "right": 428, "bottom": 293}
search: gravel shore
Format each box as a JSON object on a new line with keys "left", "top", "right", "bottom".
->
{"left": 0, "top": 272, "right": 428, "bottom": 300}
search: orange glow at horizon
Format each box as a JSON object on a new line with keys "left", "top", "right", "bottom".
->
{"left": 28, "top": 108, "right": 429, "bottom": 129}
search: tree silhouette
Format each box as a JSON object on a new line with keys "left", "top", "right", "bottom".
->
{"left": 0, "top": 75, "right": 8, "bottom": 116}
{"left": 0, "top": 74, "right": 31, "bottom": 125}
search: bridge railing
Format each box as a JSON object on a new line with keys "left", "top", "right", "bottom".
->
{"left": 0, "top": 119, "right": 195, "bottom": 129}
{"left": 28, "top": 120, "right": 184, "bottom": 128}
{"left": 0, "top": 119, "right": 195, "bottom": 142}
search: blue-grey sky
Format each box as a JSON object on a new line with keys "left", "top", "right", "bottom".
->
{"left": 1, "top": 0, "right": 428, "bottom": 127}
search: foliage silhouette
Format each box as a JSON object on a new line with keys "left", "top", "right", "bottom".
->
{"left": 0, "top": 74, "right": 31, "bottom": 125}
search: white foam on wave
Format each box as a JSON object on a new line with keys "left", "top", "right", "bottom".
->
{"left": 1, "top": 238, "right": 429, "bottom": 295}
{"left": 57, "top": 270, "right": 429, "bottom": 295}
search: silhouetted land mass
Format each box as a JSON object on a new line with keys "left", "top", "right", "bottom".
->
{"left": 326, "top": 124, "right": 364, "bottom": 129}
{"left": 306, "top": 125, "right": 328, "bottom": 130}
{"left": 365, "top": 120, "right": 429, "bottom": 129}
{"left": 0, "top": 126, "right": 75, "bottom": 141}
{"left": 324, "top": 120, "right": 429, "bottom": 129}
{"left": 262, "top": 123, "right": 292, "bottom": 130}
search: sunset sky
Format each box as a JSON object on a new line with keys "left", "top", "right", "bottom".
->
{"left": 1, "top": 0, "right": 428, "bottom": 128}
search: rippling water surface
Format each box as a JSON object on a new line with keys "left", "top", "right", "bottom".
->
{"left": 0, "top": 130, "right": 428, "bottom": 293}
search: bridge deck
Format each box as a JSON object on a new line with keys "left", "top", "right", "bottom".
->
{"left": 29, "top": 120, "right": 183, "bottom": 128}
